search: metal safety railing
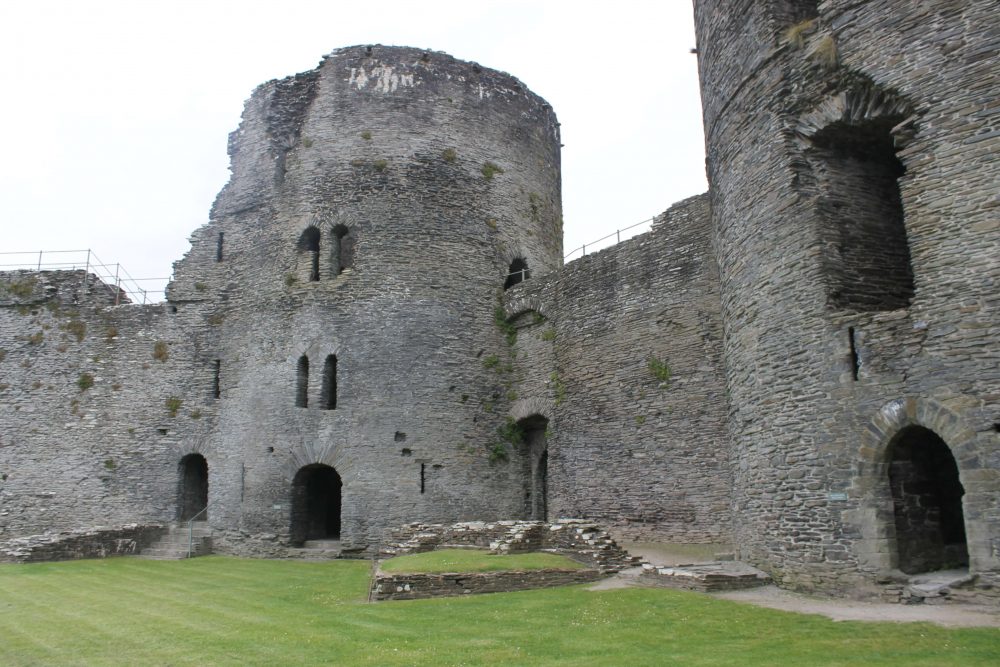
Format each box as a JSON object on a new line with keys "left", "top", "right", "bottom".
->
{"left": 187, "top": 505, "right": 209, "bottom": 558}
{"left": 0, "top": 249, "right": 167, "bottom": 304}
{"left": 563, "top": 216, "right": 656, "bottom": 262}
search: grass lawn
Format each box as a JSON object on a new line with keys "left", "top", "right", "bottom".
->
{"left": 0, "top": 556, "right": 996, "bottom": 666}
{"left": 380, "top": 548, "right": 584, "bottom": 573}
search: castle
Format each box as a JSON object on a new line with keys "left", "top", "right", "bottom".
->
{"left": 1, "top": 0, "right": 997, "bottom": 602}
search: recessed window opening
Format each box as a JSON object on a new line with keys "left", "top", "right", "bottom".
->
{"left": 212, "top": 360, "right": 221, "bottom": 399}
{"left": 887, "top": 426, "right": 968, "bottom": 574}
{"left": 321, "top": 355, "right": 337, "bottom": 410}
{"left": 290, "top": 464, "right": 342, "bottom": 544}
{"left": 331, "top": 224, "right": 354, "bottom": 275}
{"left": 298, "top": 227, "right": 321, "bottom": 282}
{"left": 296, "top": 355, "right": 309, "bottom": 408}
{"left": 812, "top": 118, "right": 914, "bottom": 311}
{"left": 782, "top": 0, "right": 818, "bottom": 22}
{"left": 216, "top": 232, "right": 224, "bottom": 262}
{"left": 178, "top": 454, "right": 209, "bottom": 521}
{"left": 848, "top": 327, "right": 860, "bottom": 381}
{"left": 504, "top": 258, "right": 530, "bottom": 290}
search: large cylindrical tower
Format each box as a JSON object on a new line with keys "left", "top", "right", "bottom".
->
{"left": 168, "top": 45, "right": 562, "bottom": 554}
{"left": 695, "top": 0, "right": 1000, "bottom": 597}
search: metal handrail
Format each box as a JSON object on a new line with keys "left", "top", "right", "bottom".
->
{"left": 1, "top": 249, "right": 168, "bottom": 304}
{"left": 563, "top": 216, "right": 656, "bottom": 262}
{"left": 187, "top": 505, "right": 209, "bottom": 558}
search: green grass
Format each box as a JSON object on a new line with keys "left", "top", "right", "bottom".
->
{"left": 0, "top": 557, "right": 997, "bottom": 666}
{"left": 380, "top": 548, "right": 584, "bottom": 574}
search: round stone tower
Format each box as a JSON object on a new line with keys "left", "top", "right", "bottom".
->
{"left": 695, "top": 0, "right": 1000, "bottom": 597}
{"left": 168, "top": 45, "right": 562, "bottom": 554}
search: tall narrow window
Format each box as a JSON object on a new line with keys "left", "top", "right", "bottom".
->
{"left": 298, "top": 227, "right": 321, "bottom": 282}
{"left": 216, "top": 232, "right": 224, "bottom": 262}
{"left": 332, "top": 224, "right": 354, "bottom": 275}
{"left": 504, "top": 258, "right": 529, "bottom": 290}
{"left": 296, "top": 355, "right": 309, "bottom": 408}
{"left": 321, "top": 354, "right": 337, "bottom": 410}
{"left": 212, "top": 359, "right": 221, "bottom": 399}
{"left": 848, "top": 327, "right": 860, "bottom": 381}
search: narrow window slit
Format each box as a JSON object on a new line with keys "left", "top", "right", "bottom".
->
{"left": 216, "top": 232, "right": 224, "bottom": 262}
{"left": 212, "top": 359, "right": 221, "bottom": 399}
{"left": 848, "top": 327, "right": 860, "bottom": 381}
{"left": 321, "top": 355, "right": 337, "bottom": 410}
{"left": 420, "top": 463, "right": 426, "bottom": 494}
{"left": 296, "top": 356, "right": 309, "bottom": 408}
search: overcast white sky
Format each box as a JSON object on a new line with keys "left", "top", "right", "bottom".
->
{"left": 0, "top": 0, "right": 706, "bottom": 301}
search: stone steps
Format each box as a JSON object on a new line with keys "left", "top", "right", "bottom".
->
{"left": 138, "top": 522, "right": 213, "bottom": 560}
{"left": 639, "top": 561, "right": 771, "bottom": 592}
{"left": 288, "top": 539, "right": 342, "bottom": 560}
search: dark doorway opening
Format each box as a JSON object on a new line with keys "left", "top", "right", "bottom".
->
{"left": 888, "top": 426, "right": 968, "bottom": 574}
{"left": 291, "top": 464, "right": 342, "bottom": 544}
{"left": 516, "top": 414, "right": 549, "bottom": 521}
{"left": 504, "top": 258, "right": 530, "bottom": 290}
{"left": 178, "top": 454, "right": 208, "bottom": 521}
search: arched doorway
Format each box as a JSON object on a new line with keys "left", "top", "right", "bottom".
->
{"left": 516, "top": 415, "right": 548, "bottom": 521}
{"left": 178, "top": 454, "right": 208, "bottom": 521}
{"left": 291, "top": 464, "right": 342, "bottom": 544}
{"left": 887, "top": 426, "right": 968, "bottom": 574}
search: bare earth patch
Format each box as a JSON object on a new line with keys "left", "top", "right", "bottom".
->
{"left": 712, "top": 585, "right": 1000, "bottom": 628}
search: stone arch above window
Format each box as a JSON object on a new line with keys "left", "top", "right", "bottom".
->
{"left": 297, "top": 226, "right": 321, "bottom": 282}
{"left": 798, "top": 84, "right": 918, "bottom": 312}
{"left": 504, "top": 258, "right": 530, "bottom": 290}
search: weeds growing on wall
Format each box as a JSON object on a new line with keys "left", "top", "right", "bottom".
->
{"left": 2, "top": 277, "right": 36, "bottom": 299}
{"left": 481, "top": 161, "right": 504, "bottom": 180}
{"left": 153, "top": 341, "right": 169, "bottom": 363}
{"left": 550, "top": 372, "right": 566, "bottom": 405}
{"left": 165, "top": 396, "right": 182, "bottom": 417}
{"left": 77, "top": 373, "right": 94, "bottom": 391}
{"left": 494, "top": 307, "right": 517, "bottom": 346}
{"left": 442, "top": 148, "right": 457, "bottom": 163}
{"left": 647, "top": 355, "right": 672, "bottom": 384}
{"left": 63, "top": 319, "right": 86, "bottom": 342}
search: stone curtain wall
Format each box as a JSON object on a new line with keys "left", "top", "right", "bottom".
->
{"left": 0, "top": 271, "right": 215, "bottom": 540}
{"left": 694, "top": 0, "right": 1000, "bottom": 596}
{"left": 372, "top": 569, "right": 601, "bottom": 601}
{"left": 0, "top": 524, "right": 166, "bottom": 563}
{"left": 379, "top": 519, "right": 639, "bottom": 573}
{"left": 533, "top": 195, "right": 732, "bottom": 543}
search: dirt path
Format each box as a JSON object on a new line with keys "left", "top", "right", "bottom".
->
{"left": 599, "top": 541, "right": 1000, "bottom": 627}
{"left": 712, "top": 585, "right": 1000, "bottom": 628}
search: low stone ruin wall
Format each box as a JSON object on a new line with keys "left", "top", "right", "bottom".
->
{"left": 379, "top": 519, "right": 640, "bottom": 573}
{"left": 0, "top": 524, "right": 166, "bottom": 563}
{"left": 372, "top": 568, "right": 602, "bottom": 601}
{"left": 638, "top": 562, "right": 771, "bottom": 592}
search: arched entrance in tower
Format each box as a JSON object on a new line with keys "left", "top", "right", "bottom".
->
{"left": 178, "top": 454, "right": 208, "bottom": 521}
{"left": 887, "top": 426, "right": 968, "bottom": 574}
{"left": 290, "top": 464, "right": 342, "bottom": 544}
{"left": 516, "top": 414, "right": 549, "bottom": 521}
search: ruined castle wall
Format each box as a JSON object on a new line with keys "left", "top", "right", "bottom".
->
{"left": 163, "top": 46, "right": 564, "bottom": 554}
{"left": 0, "top": 271, "right": 215, "bottom": 540}
{"left": 695, "top": 0, "right": 1000, "bottom": 595}
{"left": 506, "top": 194, "right": 732, "bottom": 543}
